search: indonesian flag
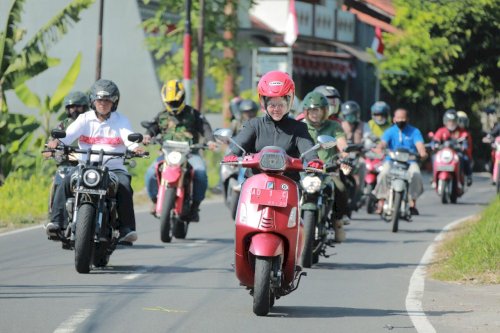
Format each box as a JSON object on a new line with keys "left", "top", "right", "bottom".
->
{"left": 284, "top": 0, "right": 298, "bottom": 47}
{"left": 371, "top": 26, "right": 384, "bottom": 59}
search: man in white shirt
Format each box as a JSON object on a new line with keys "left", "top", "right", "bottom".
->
{"left": 46, "top": 79, "right": 145, "bottom": 244}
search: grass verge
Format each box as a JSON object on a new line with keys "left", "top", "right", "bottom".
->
{"left": 429, "top": 196, "right": 500, "bottom": 284}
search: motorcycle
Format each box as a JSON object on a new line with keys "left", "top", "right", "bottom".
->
{"left": 343, "top": 143, "right": 364, "bottom": 214}
{"left": 44, "top": 129, "right": 148, "bottom": 273}
{"left": 483, "top": 135, "right": 500, "bottom": 194}
{"left": 220, "top": 161, "right": 241, "bottom": 220}
{"left": 216, "top": 128, "right": 336, "bottom": 316}
{"left": 141, "top": 121, "right": 208, "bottom": 243}
{"left": 429, "top": 136, "right": 466, "bottom": 204}
{"left": 299, "top": 160, "right": 337, "bottom": 268}
{"left": 381, "top": 148, "right": 415, "bottom": 233}
{"left": 361, "top": 135, "right": 384, "bottom": 214}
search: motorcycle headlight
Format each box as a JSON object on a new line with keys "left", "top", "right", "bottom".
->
{"left": 259, "top": 152, "right": 286, "bottom": 171}
{"left": 82, "top": 169, "right": 101, "bottom": 187}
{"left": 301, "top": 176, "right": 322, "bottom": 193}
{"left": 439, "top": 150, "right": 453, "bottom": 163}
{"left": 287, "top": 207, "right": 297, "bottom": 228}
{"left": 166, "top": 151, "right": 183, "bottom": 165}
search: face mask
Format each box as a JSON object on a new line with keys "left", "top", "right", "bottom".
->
{"left": 374, "top": 117, "right": 387, "bottom": 126}
{"left": 446, "top": 124, "right": 457, "bottom": 131}
{"left": 396, "top": 121, "right": 407, "bottom": 129}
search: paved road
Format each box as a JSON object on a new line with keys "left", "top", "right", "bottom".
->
{"left": 0, "top": 173, "right": 497, "bottom": 333}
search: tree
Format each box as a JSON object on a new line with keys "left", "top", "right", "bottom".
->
{"left": 378, "top": 0, "right": 500, "bottom": 120}
{"left": 0, "top": 0, "right": 94, "bottom": 182}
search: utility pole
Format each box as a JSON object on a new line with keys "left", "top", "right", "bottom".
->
{"left": 222, "top": 0, "right": 236, "bottom": 127}
{"left": 95, "top": 0, "right": 104, "bottom": 80}
{"left": 183, "top": 0, "right": 192, "bottom": 105}
{"left": 196, "top": 0, "right": 205, "bottom": 112}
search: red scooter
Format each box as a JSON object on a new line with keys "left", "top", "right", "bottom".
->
{"left": 216, "top": 129, "right": 335, "bottom": 316}
{"left": 362, "top": 135, "right": 385, "bottom": 214}
{"left": 483, "top": 135, "right": 500, "bottom": 193}
{"left": 429, "top": 135, "right": 466, "bottom": 204}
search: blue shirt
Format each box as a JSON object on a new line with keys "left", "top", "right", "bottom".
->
{"left": 382, "top": 124, "right": 423, "bottom": 162}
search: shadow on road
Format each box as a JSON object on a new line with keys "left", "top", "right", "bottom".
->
{"left": 313, "top": 262, "right": 417, "bottom": 271}
{"left": 268, "top": 305, "right": 471, "bottom": 319}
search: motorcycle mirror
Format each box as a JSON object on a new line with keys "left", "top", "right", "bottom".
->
{"left": 214, "top": 128, "right": 247, "bottom": 155}
{"left": 317, "top": 135, "right": 336, "bottom": 149}
{"left": 128, "top": 159, "right": 137, "bottom": 168}
{"left": 128, "top": 133, "right": 143, "bottom": 143}
{"left": 428, "top": 131, "right": 434, "bottom": 139}
{"left": 51, "top": 129, "right": 66, "bottom": 139}
{"left": 141, "top": 121, "right": 154, "bottom": 129}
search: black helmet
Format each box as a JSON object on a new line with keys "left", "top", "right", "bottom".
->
{"left": 89, "top": 79, "right": 120, "bottom": 111}
{"left": 64, "top": 91, "right": 89, "bottom": 110}
{"left": 341, "top": 100, "right": 360, "bottom": 123}
{"left": 443, "top": 109, "right": 458, "bottom": 130}
{"left": 313, "top": 85, "right": 341, "bottom": 99}
{"left": 239, "top": 99, "right": 258, "bottom": 114}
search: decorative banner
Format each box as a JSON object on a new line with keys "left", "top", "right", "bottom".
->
{"left": 371, "top": 26, "right": 384, "bottom": 59}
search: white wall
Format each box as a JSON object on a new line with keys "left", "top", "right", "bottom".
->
{"left": 0, "top": 0, "right": 162, "bottom": 132}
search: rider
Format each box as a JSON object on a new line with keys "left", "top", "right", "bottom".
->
{"left": 45, "top": 79, "right": 145, "bottom": 243}
{"left": 373, "top": 108, "right": 428, "bottom": 215}
{"left": 457, "top": 110, "right": 473, "bottom": 182}
{"left": 230, "top": 99, "right": 259, "bottom": 135}
{"left": 431, "top": 109, "right": 472, "bottom": 186}
{"left": 143, "top": 79, "right": 217, "bottom": 222}
{"left": 367, "top": 101, "right": 392, "bottom": 139}
{"left": 223, "top": 70, "right": 321, "bottom": 182}
{"left": 301, "top": 91, "right": 351, "bottom": 242}
{"left": 295, "top": 85, "right": 342, "bottom": 123}
{"left": 340, "top": 100, "right": 367, "bottom": 212}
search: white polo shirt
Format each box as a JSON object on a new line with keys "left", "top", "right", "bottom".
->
{"left": 61, "top": 110, "right": 139, "bottom": 171}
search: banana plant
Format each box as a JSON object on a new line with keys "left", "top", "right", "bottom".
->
{"left": 0, "top": 0, "right": 94, "bottom": 182}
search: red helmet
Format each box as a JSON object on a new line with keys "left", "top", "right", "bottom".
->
{"left": 257, "top": 71, "right": 295, "bottom": 116}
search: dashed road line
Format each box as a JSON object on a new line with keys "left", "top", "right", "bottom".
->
{"left": 53, "top": 308, "right": 94, "bottom": 333}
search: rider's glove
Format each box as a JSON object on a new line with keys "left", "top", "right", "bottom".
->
{"left": 307, "top": 159, "right": 324, "bottom": 170}
{"left": 223, "top": 155, "right": 239, "bottom": 163}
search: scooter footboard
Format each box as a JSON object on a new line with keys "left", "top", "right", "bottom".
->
{"left": 249, "top": 233, "right": 284, "bottom": 257}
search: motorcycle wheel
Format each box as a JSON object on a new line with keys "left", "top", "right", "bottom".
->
{"left": 391, "top": 191, "right": 402, "bottom": 233}
{"left": 450, "top": 179, "right": 458, "bottom": 204}
{"left": 439, "top": 179, "right": 450, "bottom": 204}
{"left": 160, "top": 187, "right": 176, "bottom": 243}
{"left": 92, "top": 242, "right": 109, "bottom": 268}
{"left": 366, "top": 189, "right": 376, "bottom": 214}
{"left": 74, "top": 203, "right": 96, "bottom": 274}
{"left": 253, "top": 257, "right": 272, "bottom": 316}
{"left": 228, "top": 180, "right": 240, "bottom": 220}
{"left": 300, "top": 210, "right": 316, "bottom": 268}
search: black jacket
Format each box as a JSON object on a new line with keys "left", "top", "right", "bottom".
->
{"left": 230, "top": 114, "right": 318, "bottom": 181}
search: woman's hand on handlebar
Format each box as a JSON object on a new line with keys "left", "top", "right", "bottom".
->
{"left": 142, "top": 134, "right": 152, "bottom": 145}
{"left": 47, "top": 139, "right": 59, "bottom": 149}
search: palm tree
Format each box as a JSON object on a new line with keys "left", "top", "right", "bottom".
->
{"left": 0, "top": 0, "right": 94, "bottom": 183}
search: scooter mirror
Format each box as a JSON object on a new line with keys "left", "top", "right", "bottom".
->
{"left": 127, "top": 133, "right": 144, "bottom": 143}
{"left": 141, "top": 121, "right": 154, "bottom": 129}
{"left": 317, "top": 135, "right": 336, "bottom": 149}
{"left": 214, "top": 128, "right": 233, "bottom": 144}
{"left": 51, "top": 129, "right": 66, "bottom": 139}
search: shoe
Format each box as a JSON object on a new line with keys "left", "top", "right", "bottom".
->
{"left": 341, "top": 215, "right": 351, "bottom": 225}
{"left": 187, "top": 201, "right": 201, "bottom": 222}
{"left": 375, "top": 200, "right": 384, "bottom": 215}
{"left": 409, "top": 207, "right": 419, "bottom": 216}
{"left": 431, "top": 181, "right": 436, "bottom": 189}
{"left": 466, "top": 176, "right": 472, "bottom": 187}
{"left": 45, "top": 222, "right": 60, "bottom": 236}
{"left": 150, "top": 202, "right": 157, "bottom": 216}
{"left": 118, "top": 229, "right": 137, "bottom": 244}
{"left": 334, "top": 220, "right": 346, "bottom": 243}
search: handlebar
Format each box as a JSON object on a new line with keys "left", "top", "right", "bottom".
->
{"left": 43, "top": 145, "right": 149, "bottom": 158}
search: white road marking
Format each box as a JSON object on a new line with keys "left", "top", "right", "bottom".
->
{"left": 53, "top": 308, "right": 94, "bottom": 333}
{"left": 123, "top": 266, "right": 154, "bottom": 280}
{"left": 406, "top": 215, "right": 473, "bottom": 333}
{"left": 0, "top": 225, "right": 42, "bottom": 237}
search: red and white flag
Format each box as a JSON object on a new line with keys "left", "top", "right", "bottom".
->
{"left": 371, "top": 26, "right": 384, "bottom": 59}
{"left": 284, "top": 0, "right": 298, "bottom": 47}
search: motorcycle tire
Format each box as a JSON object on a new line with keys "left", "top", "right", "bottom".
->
{"left": 439, "top": 179, "right": 450, "bottom": 204}
{"left": 173, "top": 220, "right": 189, "bottom": 239}
{"left": 92, "top": 242, "right": 109, "bottom": 268}
{"left": 160, "top": 187, "right": 176, "bottom": 243}
{"left": 366, "top": 193, "right": 377, "bottom": 214}
{"left": 300, "top": 210, "right": 316, "bottom": 268}
{"left": 391, "top": 191, "right": 402, "bottom": 233}
{"left": 228, "top": 181, "right": 240, "bottom": 220}
{"left": 74, "top": 203, "right": 96, "bottom": 274}
{"left": 253, "top": 257, "right": 272, "bottom": 316}
{"left": 450, "top": 179, "right": 458, "bottom": 204}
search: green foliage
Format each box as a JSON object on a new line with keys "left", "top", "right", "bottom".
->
{"left": 431, "top": 196, "right": 500, "bottom": 284}
{"left": 378, "top": 0, "right": 500, "bottom": 114}
{"left": 0, "top": 0, "right": 94, "bottom": 181}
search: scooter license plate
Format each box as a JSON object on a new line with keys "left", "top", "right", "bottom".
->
{"left": 437, "top": 165, "right": 455, "bottom": 172}
{"left": 250, "top": 188, "right": 288, "bottom": 207}
{"left": 76, "top": 187, "right": 107, "bottom": 195}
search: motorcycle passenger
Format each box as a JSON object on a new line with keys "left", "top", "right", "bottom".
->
{"left": 457, "top": 110, "right": 473, "bottom": 181}
{"left": 45, "top": 79, "right": 145, "bottom": 243}
{"left": 143, "top": 79, "right": 217, "bottom": 222}
{"left": 367, "top": 101, "right": 392, "bottom": 139}
{"left": 223, "top": 70, "right": 321, "bottom": 182}
{"left": 373, "top": 108, "right": 428, "bottom": 215}
{"left": 340, "top": 100, "right": 367, "bottom": 212}
{"left": 230, "top": 99, "right": 259, "bottom": 135}
{"left": 295, "top": 85, "right": 342, "bottom": 123}
{"left": 431, "top": 109, "right": 472, "bottom": 186}
{"left": 301, "top": 91, "right": 351, "bottom": 242}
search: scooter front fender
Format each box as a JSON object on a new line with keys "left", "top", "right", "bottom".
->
{"left": 162, "top": 165, "right": 183, "bottom": 185}
{"left": 249, "top": 233, "right": 284, "bottom": 257}
{"left": 392, "top": 179, "right": 406, "bottom": 192}
{"left": 438, "top": 171, "right": 452, "bottom": 181}
{"left": 365, "top": 173, "right": 377, "bottom": 185}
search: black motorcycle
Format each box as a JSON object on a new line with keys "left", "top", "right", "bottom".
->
{"left": 45, "top": 129, "right": 148, "bottom": 273}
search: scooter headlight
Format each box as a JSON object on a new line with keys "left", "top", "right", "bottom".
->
{"left": 287, "top": 207, "right": 297, "bottom": 228}
{"left": 300, "top": 175, "right": 322, "bottom": 193}
{"left": 166, "top": 151, "right": 183, "bottom": 165}
{"left": 238, "top": 203, "right": 247, "bottom": 224}
{"left": 439, "top": 150, "right": 453, "bottom": 164}
{"left": 82, "top": 169, "right": 101, "bottom": 187}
